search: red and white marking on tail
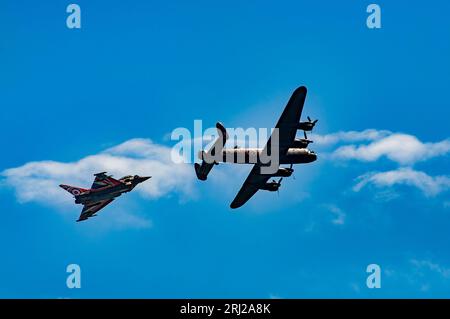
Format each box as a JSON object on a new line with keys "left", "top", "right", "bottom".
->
{"left": 59, "top": 184, "right": 88, "bottom": 196}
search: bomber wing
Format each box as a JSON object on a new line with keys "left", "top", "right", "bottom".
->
{"left": 262, "top": 86, "right": 307, "bottom": 158}
{"left": 230, "top": 165, "right": 271, "bottom": 208}
{"left": 230, "top": 86, "right": 307, "bottom": 208}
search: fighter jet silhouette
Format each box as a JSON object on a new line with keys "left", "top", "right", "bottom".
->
{"left": 60, "top": 172, "right": 151, "bottom": 222}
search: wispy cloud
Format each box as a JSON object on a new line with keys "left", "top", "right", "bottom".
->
{"left": 381, "top": 258, "right": 450, "bottom": 294}
{"left": 322, "top": 204, "right": 346, "bottom": 225}
{"left": 1, "top": 138, "right": 196, "bottom": 228}
{"left": 411, "top": 259, "right": 450, "bottom": 279}
{"left": 96, "top": 209, "right": 153, "bottom": 231}
{"left": 353, "top": 168, "right": 450, "bottom": 197}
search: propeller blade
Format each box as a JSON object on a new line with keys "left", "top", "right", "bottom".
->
{"left": 307, "top": 116, "right": 312, "bottom": 122}
{"left": 313, "top": 119, "right": 318, "bottom": 124}
{"left": 304, "top": 131, "right": 308, "bottom": 139}
{"left": 278, "top": 177, "right": 283, "bottom": 184}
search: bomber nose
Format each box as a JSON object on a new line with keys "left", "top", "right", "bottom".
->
{"left": 307, "top": 150, "right": 317, "bottom": 162}
{"left": 139, "top": 176, "right": 151, "bottom": 182}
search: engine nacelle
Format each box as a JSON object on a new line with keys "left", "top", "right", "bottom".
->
{"left": 272, "top": 167, "right": 293, "bottom": 177}
{"left": 260, "top": 182, "right": 280, "bottom": 192}
{"left": 291, "top": 138, "right": 312, "bottom": 149}
{"left": 298, "top": 118, "right": 318, "bottom": 131}
{"left": 298, "top": 122, "right": 314, "bottom": 131}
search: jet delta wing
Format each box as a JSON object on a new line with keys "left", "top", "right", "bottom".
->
{"left": 90, "top": 172, "right": 121, "bottom": 189}
{"left": 230, "top": 86, "right": 308, "bottom": 209}
{"left": 78, "top": 199, "right": 114, "bottom": 222}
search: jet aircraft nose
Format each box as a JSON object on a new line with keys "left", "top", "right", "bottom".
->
{"left": 138, "top": 176, "right": 151, "bottom": 183}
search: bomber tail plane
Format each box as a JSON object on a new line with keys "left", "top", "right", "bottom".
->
{"left": 194, "top": 122, "right": 228, "bottom": 180}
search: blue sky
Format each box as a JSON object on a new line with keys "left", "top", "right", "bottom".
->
{"left": 1, "top": 0, "right": 450, "bottom": 298}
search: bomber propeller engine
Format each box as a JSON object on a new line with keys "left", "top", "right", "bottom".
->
{"left": 260, "top": 178, "right": 283, "bottom": 192}
{"left": 292, "top": 131, "right": 314, "bottom": 149}
{"left": 298, "top": 116, "right": 318, "bottom": 131}
{"left": 272, "top": 163, "right": 294, "bottom": 178}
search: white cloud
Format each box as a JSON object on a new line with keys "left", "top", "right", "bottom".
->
{"left": 353, "top": 168, "right": 450, "bottom": 197}
{"left": 311, "top": 129, "right": 391, "bottom": 146}
{"left": 1, "top": 138, "right": 196, "bottom": 227}
{"left": 312, "top": 130, "right": 450, "bottom": 199}
{"left": 331, "top": 133, "right": 450, "bottom": 165}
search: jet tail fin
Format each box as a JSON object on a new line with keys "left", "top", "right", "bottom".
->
{"left": 59, "top": 184, "right": 88, "bottom": 196}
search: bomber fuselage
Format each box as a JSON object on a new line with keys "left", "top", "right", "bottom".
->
{"left": 203, "top": 147, "right": 317, "bottom": 165}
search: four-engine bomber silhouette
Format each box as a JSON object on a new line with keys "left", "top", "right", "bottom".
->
{"left": 194, "top": 86, "right": 318, "bottom": 208}
{"left": 60, "top": 172, "right": 151, "bottom": 222}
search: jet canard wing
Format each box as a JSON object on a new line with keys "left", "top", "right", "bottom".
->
{"left": 91, "top": 172, "right": 122, "bottom": 190}
{"left": 230, "top": 165, "right": 271, "bottom": 209}
{"left": 230, "top": 87, "right": 307, "bottom": 209}
{"left": 77, "top": 199, "right": 114, "bottom": 222}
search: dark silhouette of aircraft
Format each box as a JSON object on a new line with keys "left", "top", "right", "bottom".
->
{"left": 60, "top": 172, "right": 151, "bottom": 222}
{"left": 194, "top": 86, "right": 317, "bottom": 208}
